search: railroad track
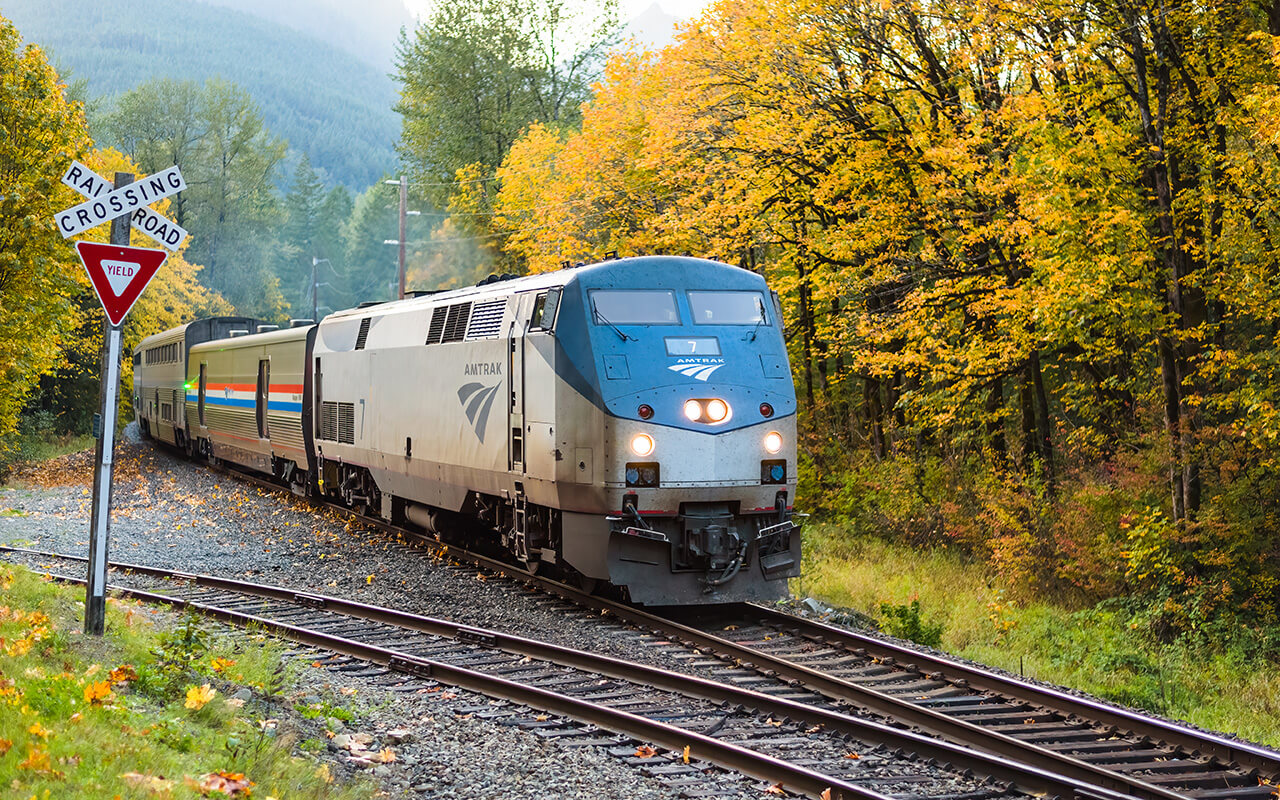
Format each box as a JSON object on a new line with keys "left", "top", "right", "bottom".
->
{"left": 673, "top": 606, "right": 1280, "bottom": 800}
{"left": 18, "top": 456, "right": 1279, "bottom": 800}
{"left": 3, "top": 546, "right": 1141, "bottom": 800}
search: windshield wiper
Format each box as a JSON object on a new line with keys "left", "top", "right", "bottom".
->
{"left": 744, "top": 315, "right": 766, "bottom": 342}
{"left": 593, "top": 305, "right": 636, "bottom": 342}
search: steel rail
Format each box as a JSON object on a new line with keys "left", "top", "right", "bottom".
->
{"left": 27, "top": 568, "right": 892, "bottom": 800}
{"left": 5, "top": 548, "right": 1132, "bottom": 800}
{"left": 51, "top": 459, "right": 1262, "bottom": 797}
{"left": 740, "top": 603, "right": 1280, "bottom": 782}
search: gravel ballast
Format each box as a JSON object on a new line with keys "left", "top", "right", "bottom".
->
{"left": 0, "top": 427, "right": 1030, "bottom": 799}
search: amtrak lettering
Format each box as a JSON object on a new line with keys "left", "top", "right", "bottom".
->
{"left": 463, "top": 361, "right": 502, "bottom": 376}
{"left": 668, "top": 357, "right": 725, "bottom": 382}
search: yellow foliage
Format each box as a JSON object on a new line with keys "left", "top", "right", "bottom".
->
{"left": 184, "top": 683, "right": 216, "bottom": 710}
{"left": 83, "top": 680, "right": 112, "bottom": 705}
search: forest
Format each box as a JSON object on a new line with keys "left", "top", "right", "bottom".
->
{"left": 1, "top": 0, "right": 398, "bottom": 189}
{"left": 3, "top": 0, "right": 1280, "bottom": 697}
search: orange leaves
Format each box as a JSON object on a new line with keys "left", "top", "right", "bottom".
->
{"left": 188, "top": 770, "right": 254, "bottom": 797}
{"left": 0, "top": 738, "right": 11, "bottom": 756}
{"left": 764, "top": 783, "right": 786, "bottom": 795}
{"left": 84, "top": 680, "right": 113, "bottom": 705}
{"left": 109, "top": 664, "right": 139, "bottom": 684}
{"left": 844, "top": 752, "right": 860, "bottom": 759}
{"left": 184, "top": 684, "right": 217, "bottom": 710}
{"left": 17, "top": 745, "right": 53, "bottom": 772}
{"left": 27, "top": 721, "right": 50, "bottom": 739}
{"left": 634, "top": 745, "right": 658, "bottom": 758}
{"left": 209, "top": 657, "right": 236, "bottom": 673}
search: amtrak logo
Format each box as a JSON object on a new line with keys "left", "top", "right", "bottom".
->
{"left": 668, "top": 358, "right": 725, "bottom": 382}
{"left": 457, "top": 381, "right": 501, "bottom": 443}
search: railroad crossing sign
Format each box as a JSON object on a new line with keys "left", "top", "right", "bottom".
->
{"left": 60, "top": 161, "right": 189, "bottom": 250}
{"left": 75, "top": 241, "right": 168, "bottom": 326}
{"left": 52, "top": 166, "right": 186, "bottom": 636}
{"left": 57, "top": 163, "right": 188, "bottom": 246}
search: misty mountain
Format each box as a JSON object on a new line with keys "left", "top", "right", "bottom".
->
{"left": 621, "top": 3, "right": 680, "bottom": 51}
{"left": 2, "top": 0, "right": 398, "bottom": 189}
{"left": 201, "top": 0, "right": 413, "bottom": 70}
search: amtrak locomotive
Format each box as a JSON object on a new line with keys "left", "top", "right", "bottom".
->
{"left": 134, "top": 256, "right": 802, "bottom": 605}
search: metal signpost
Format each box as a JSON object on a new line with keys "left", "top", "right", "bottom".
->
{"left": 53, "top": 165, "right": 186, "bottom": 635}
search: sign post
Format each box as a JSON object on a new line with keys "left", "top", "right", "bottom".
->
{"left": 70, "top": 171, "right": 171, "bottom": 635}
{"left": 84, "top": 172, "right": 132, "bottom": 635}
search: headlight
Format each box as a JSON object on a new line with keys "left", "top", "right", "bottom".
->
{"left": 683, "top": 399, "right": 703, "bottom": 422}
{"left": 631, "top": 432, "right": 655, "bottom": 457}
{"left": 705, "top": 398, "right": 729, "bottom": 422}
{"left": 763, "top": 431, "right": 784, "bottom": 454}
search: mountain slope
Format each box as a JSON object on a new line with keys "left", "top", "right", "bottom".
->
{"left": 2, "top": 0, "right": 398, "bottom": 188}
{"left": 202, "top": 0, "right": 412, "bottom": 70}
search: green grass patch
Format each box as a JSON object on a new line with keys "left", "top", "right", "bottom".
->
{"left": 795, "top": 521, "right": 1280, "bottom": 747}
{"left": 0, "top": 564, "right": 372, "bottom": 798}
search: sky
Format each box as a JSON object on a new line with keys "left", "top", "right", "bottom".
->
{"left": 401, "top": 0, "right": 716, "bottom": 23}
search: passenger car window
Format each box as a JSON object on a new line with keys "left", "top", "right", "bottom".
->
{"left": 589, "top": 290, "right": 679, "bottom": 325}
{"left": 688, "top": 291, "right": 769, "bottom": 325}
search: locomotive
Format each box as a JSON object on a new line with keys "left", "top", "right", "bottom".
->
{"left": 134, "top": 256, "right": 801, "bottom": 605}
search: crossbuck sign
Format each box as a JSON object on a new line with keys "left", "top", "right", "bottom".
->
{"left": 59, "top": 162, "right": 189, "bottom": 249}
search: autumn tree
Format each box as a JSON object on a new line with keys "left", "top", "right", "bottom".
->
{"left": 0, "top": 13, "right": 92, "bottom": 465}
{"left": 395, "top": 0, "right": 619, "bottom": 253}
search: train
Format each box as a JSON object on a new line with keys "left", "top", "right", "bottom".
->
{"left": 133, "top": 255, "right": 802, "bottom": 605}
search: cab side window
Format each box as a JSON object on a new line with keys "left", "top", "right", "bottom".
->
{"left": 530, "top": 288, "right": 561, "bottom": 332}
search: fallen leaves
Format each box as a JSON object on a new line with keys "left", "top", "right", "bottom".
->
{"left": 764, "top": 783, "right": 786, "bottom": 795}
{"left": 188, "top": 770, "right": 254, "bottom": 796}
{"left": 84, "top": 680, "right": 113, "bottom": 705}
{"left": 27, "top": 721, "right": 50, "bottom": 739}
{"left": 17, "top": 746, "right": 53, "bottom": 772}
{"left": 682, "top": 745, "right": 691, "bottom": 764}
{"left": 184, "top": 684, "right": 217, "bottom": 710}
{"left": 844, "top": 752, "right": 860, "bottom": 759}
{"left": 210, "top": 657, "right": 237, "bottom": 673}
{"left": 634, "top": 745, "right": 658, "bottom": 758}
{"left": 109, "top": 664, "right": 138, "bottom": 684}
{"left": 0, "top": 738, "right": 11, "bottom": 756}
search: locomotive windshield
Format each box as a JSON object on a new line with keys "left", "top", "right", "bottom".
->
{"left": 688, "top": 291, "right": 769, "bottom": 325}
{"left": 590, "top": 290, "right": 680, "bottom": 325}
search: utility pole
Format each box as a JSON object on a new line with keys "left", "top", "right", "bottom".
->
{"left": 397, "top": 175, "right": 407, "bottom": 300}
{"left": 312, "top": 257, "right": 319, "bottom": 322}
{"left": 85, "top": 171, "right": 133, "bottom": 636}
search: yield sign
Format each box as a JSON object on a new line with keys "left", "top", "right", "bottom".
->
{"left": 75, "top": 242, "right": 167, "bottom": 326}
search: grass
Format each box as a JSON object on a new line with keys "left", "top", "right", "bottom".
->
{"left": 794, "top": 521, "right": 1280, "bottom": 748}
{"left": 0, "top": 563, "right": 372, "bottom": 798}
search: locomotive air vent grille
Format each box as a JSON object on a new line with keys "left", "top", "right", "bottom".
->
{"left": 442, "top": 302, "right": 472, "bottom": 343}
{"left": 319, "top": 402, "right": 338, "bottom": 441}
{"left": 425, "top": 306, "right": 448, "bottom": 345}
{"left": 337, "top": 402, "right": 355, "bottom": 444}
{"left": 465, "top": 299, "right": 506, "bottom": 340}
{"left": 354, "top": 318, "right": 372, "bottom": 350}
